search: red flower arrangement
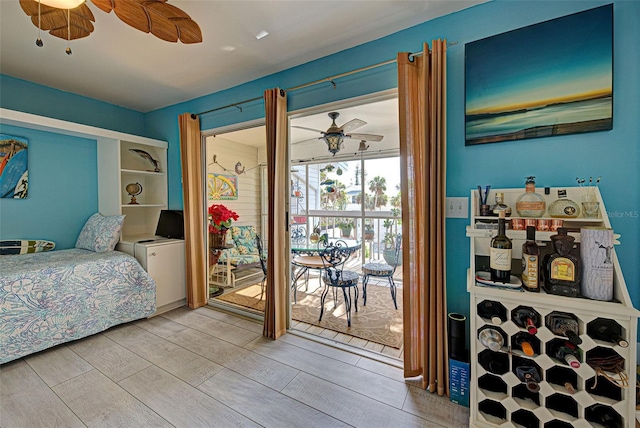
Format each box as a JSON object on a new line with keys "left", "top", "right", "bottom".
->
{"left": 208, "top": 204, "right": 239, "bottom": 234}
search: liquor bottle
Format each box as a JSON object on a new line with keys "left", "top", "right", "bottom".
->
{"left": 478, "top": 325, "right": 506, "bottom": 352}
{"left": 513, "top": 332, "right": 537, "bottom": 356}
{"left": 515, "top": 176, "right": 546, "bottom": 217}
{"left": 547, "top": 339, "right": 581, "bottom": 369}
{"left": 546, "top": 312, "right": 582, "bottom": 345}
{"left": 521, "top": 226, "right": 540, "bottom": 292}
{"left": 547, "top": 367, "right": 578, "bottom": 394}
{"left": 511, "top": 306, "right": 539, "bottom": 335}
{"left": 542, "top": 228, "right": 580, "bottom": 297}
{"left": 587, "top": 318, "right": 629, "bottom": 348}
{"left": 490, "top": 192, "right": 511, "bottom": 217}
{"left": 514, "top": 365, "right": 541, "bottom": 393}
{"left": 548, "top": 189, "right": 580, "bottom": 218}
{"left": 489, "top": 211, "right": 512, "bottom": 283}
{"left": 477, "top": 300, "right": 507, "bottom": 325}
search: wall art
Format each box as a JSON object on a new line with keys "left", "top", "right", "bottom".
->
{"left": 0, "top": 134, "right": 28, "bottom": 198}
{"left": 465, "top": 4, "right": 613, "bottom": 145}
{"left": 207, "top": 173, "right": 238, "bottom": 200}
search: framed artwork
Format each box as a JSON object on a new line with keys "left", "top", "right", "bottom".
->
{"left": 0, "top": 134, "right": 28, "bottom": 199}
{"left": 207, "top": 173, "right": 238, "bottom": 200}
{"left": 465, "top": 4, "right": 613, "bottom": 145}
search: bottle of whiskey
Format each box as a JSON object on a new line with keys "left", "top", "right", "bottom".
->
{"left": 543, "top": 228, "right": 580, "bottom": 297}
{"left": 546, "top": 312, "right": 582, "bottom": 345}
{"left": 521, "top": 226, "right": 540, "bottom": 292}
{"left": 587, "top": 318, "right": 629, "bottom": 348}
{"left": 515, "top": 176, "right": 546, "bottom": 217}
{"left": 490, "top": 211, "right": 512, "bottom": 283}
{"left": 548, "top": 189, "right": 580, "bottom": 218}
{"left": 547, "top": 339, "right": 581, "bottom": 369}
{"left": 490, "top": 192, "right": 511, "bottom": 217}
{"left": 511, "top": 306, "right": 539, "bottom": 335}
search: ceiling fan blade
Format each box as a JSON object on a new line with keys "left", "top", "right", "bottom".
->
{"left": 291, "top": 125, "right": 324, "bottom": 134}
{"left": 338, "top": 118, "right": 366, "bottom": 133}
{"left": 346, "top": 133, "right": 384, "bottom": 142}
{"left": 292, "top": 137, "right": 322, "bottom": 146}
{"left": 21, "top": 0, "right": 95, "bottom": 41}
{"left": 91, "top": 0, "right": 202, "bottom": 43}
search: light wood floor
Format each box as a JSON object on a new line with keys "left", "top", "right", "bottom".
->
{"left": 1, "top": 306, "right": 469, "bottom": 428}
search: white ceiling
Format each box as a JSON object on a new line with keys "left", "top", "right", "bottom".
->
{"left": 0, "top": 0, "right": 484, "bottom": 113}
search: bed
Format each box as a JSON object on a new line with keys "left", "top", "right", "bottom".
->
{"left": 0, "top": 248, "right": 156, "bottom": 364}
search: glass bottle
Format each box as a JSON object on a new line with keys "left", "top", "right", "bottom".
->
{"left": 547, "top": 339, "right": 581, "bottom": 369}
{"left": 542, "top": 228, "right": 580, "bottom": 297}
{"left": 514, "top": 365, "right": 541, "bottom": 393}
{"left": 515, "top": 176, "right": 546, "bottom": 217}
{"left": 587, "top": 318, "right": 629, "bottom": 348}
{"left": 521, "top": 226, "right": 540, "bottom": 292}
{"left": 490, "top": 192, "right": 511, "bottom": 217}
{"left": 511, "top": 306, "right": 539, "bottom": 335}
{"left": 548, "top": 189, "right": 580, "bottom": 218}
{"left": 489, "top": 211, "right": 512, "bottom": 283}
{"left": 546, "top": 312, "right": 582, "bottom": 345}
{"left": 513, "top": 331, "right": 537, "bottom": 357}
{"left": 477, "top": 300, "right": 507, "bottom": 325}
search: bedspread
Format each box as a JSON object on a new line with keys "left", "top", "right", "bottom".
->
{"left": 0, "top": 249, "right": 156, "bottom": 364}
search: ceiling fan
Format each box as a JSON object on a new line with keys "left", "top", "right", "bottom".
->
{"left": 19, "top": 0, "right": 202, "bottom": 54}
{"left": 292, "top": 112, "right": 384, "bottom": 156}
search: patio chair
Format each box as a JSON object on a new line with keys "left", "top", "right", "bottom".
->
{"left": 256, "top": 234, "right": 267, "bottom": 300}
{"left": 318, "top": 239, "right": 360, "bottom": 327}
{"left": 361, "top": 233, "right": 401, "bottom": 310}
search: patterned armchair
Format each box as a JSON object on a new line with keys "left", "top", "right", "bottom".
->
{"left": 211, "top": 225, "right": 263, "bottom": 288}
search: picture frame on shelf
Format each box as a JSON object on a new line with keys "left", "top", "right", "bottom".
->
{"left": 464, "top": 4, "right": 613, "bottom": 146}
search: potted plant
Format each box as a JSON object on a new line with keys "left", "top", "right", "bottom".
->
{"left": 382, "top": 208, "right": 402, "bottom": 266}
{"left": 338, "top": 219, "right": 354, "bottom": 238}
{"left": 208, "top": 204, "right": 239, "bottom": 249}
{"left": 364, "top": 222, "right": 375, "bottom": 241}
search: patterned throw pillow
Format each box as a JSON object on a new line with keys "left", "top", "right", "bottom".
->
{"left": 75, "top": 213, "right": 125, "bottom": 253}
{"left": 0, "top": 240, "right": 55, "bottom": 255}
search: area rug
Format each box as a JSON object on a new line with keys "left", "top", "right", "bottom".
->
{"left": 215, "top": 280, "right": 403, "bottom": 349}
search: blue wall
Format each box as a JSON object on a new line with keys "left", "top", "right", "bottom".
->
{"left": 0, "top": 125, "right": 98, "bottom": 249}
{"left": 0, "top": 1, "right": 638, "bottom": 334}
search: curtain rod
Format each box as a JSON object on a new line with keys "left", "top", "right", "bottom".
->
{"left": 192, "top": 41, "right": 457, "bottom": 118}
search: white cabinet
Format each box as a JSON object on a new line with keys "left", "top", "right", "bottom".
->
{"left": 467, "top": 187, "right": 638, "bottom": 428}
{"left": 97, "top": 138, "right": 168, "bottom": 241}
{"left": 118, "top": 239, "right": 186, "bottom": 314}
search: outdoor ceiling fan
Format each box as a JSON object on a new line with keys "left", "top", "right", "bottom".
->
{"left": 20, "top": 0, "right": 202, "bottom": 54}
{"left": 292, "top": 112, "right": 384, "bottom": 156}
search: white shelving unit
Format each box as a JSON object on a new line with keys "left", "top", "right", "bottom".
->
{"left": 467, "top": 186, "right": 639, "bottom": 428}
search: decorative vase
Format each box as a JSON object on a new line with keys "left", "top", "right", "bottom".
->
{"left": 209, "top": 227, "right": 228, "bottom": 249}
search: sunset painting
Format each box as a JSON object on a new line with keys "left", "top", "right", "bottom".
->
{"left": 465, "top": 5, "right": 613, "bottom": 145}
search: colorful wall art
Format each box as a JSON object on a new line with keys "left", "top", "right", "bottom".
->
{"left": 465, "top": 4, "right": 613, "bottom": 145}
{"left": 207, "top": 173, "right": 238, "bottom": 200}
{"left": 0, "top": 134, "right": 28, "bottom": 198}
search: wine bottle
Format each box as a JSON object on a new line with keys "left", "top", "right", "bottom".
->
{"left": 513, "top": 331, "right": 537, "bottom": 356}
{"left": 547, "top": 366, "right": 578, "bottom": 394}
{"left": 478, "top": 325, "right": 506, "bottom": 352}
{"left": 477, "top": 300, "right": 507, "bottom": 325}
{"left": 515, "top": 176, "right": 546, "bottom": 217}
{"left": 514, "top": 365, "right": 541, "bottom": 393}
{"left": 521, "top": 226, "right": 540, "bottom": 292}
{"left": 547, "top": 339, "right": 581, "bottom": 369}
{"left": 546, "top": 312, "right": 582, "bottom": 345}
{"left": 490, "top": 211, "right": 512, "bottom": 283}
{"left": 587, "top": 318, "right": 629, "bottom": 348}
{"left": 511, "top": 307, "right": 539, "bottom": 335}
{"left": 478, "top": 350, "right": 509, "bottom": 375}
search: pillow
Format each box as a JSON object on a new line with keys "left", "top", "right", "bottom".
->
{"left": 75, "top": 213, "right": 125, "bottom": 252}
{"left": 0, "top": 239, "right": 55, "bottom": 255}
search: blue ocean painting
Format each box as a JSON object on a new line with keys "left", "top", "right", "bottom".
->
{"left": 465, "top": 5, "right": 613, "bottom": 145}
{"left": 0, "top": 134, "right": 29, "bottom": 198}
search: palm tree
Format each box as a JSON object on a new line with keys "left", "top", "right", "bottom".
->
{"left": 368, "top": 176, "right": 387, "bottom": 210}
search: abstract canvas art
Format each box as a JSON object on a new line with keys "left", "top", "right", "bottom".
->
{"left": 0, "top": 134, "right": 28, "bottom": 198}
{"left": 465, "top": 5, "right": 613, "bottom": 145}
{"left": 207, "top": 173, "right": 238, "bottom": 200}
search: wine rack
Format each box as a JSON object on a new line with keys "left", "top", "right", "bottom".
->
{"left": 467, "top": 187, "right": 639, "bottom": 428}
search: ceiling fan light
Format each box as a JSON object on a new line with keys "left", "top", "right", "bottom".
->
{"left": 323, "top": 133, "right": 343, "bottom": 156}
{"left": 40, "top": 0, "right": 84, "bottom": 9}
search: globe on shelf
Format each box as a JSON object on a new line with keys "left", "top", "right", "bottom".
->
{"left": 126, "top": 182, "right": 143, "bottom": 205}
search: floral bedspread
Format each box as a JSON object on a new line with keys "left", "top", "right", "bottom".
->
{"left": 0, "top": 249, "right": 156, "bottom": 364}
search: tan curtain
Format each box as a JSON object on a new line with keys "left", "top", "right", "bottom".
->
{"left": 263, "top": 88, "right": 288, "bottom": 339}
{"left": 178, "top": 113, "right": 207, "bottom": 308}
{"left": 398, "top": 40, "right": 448, "bottom": 395}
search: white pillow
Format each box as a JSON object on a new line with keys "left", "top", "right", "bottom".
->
{"left": 75, "top": 213, "right": 125, "bottom": 252}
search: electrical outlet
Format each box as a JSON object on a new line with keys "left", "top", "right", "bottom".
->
{"left": 446, "top": 197, "right": 468, "bottom": 218}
